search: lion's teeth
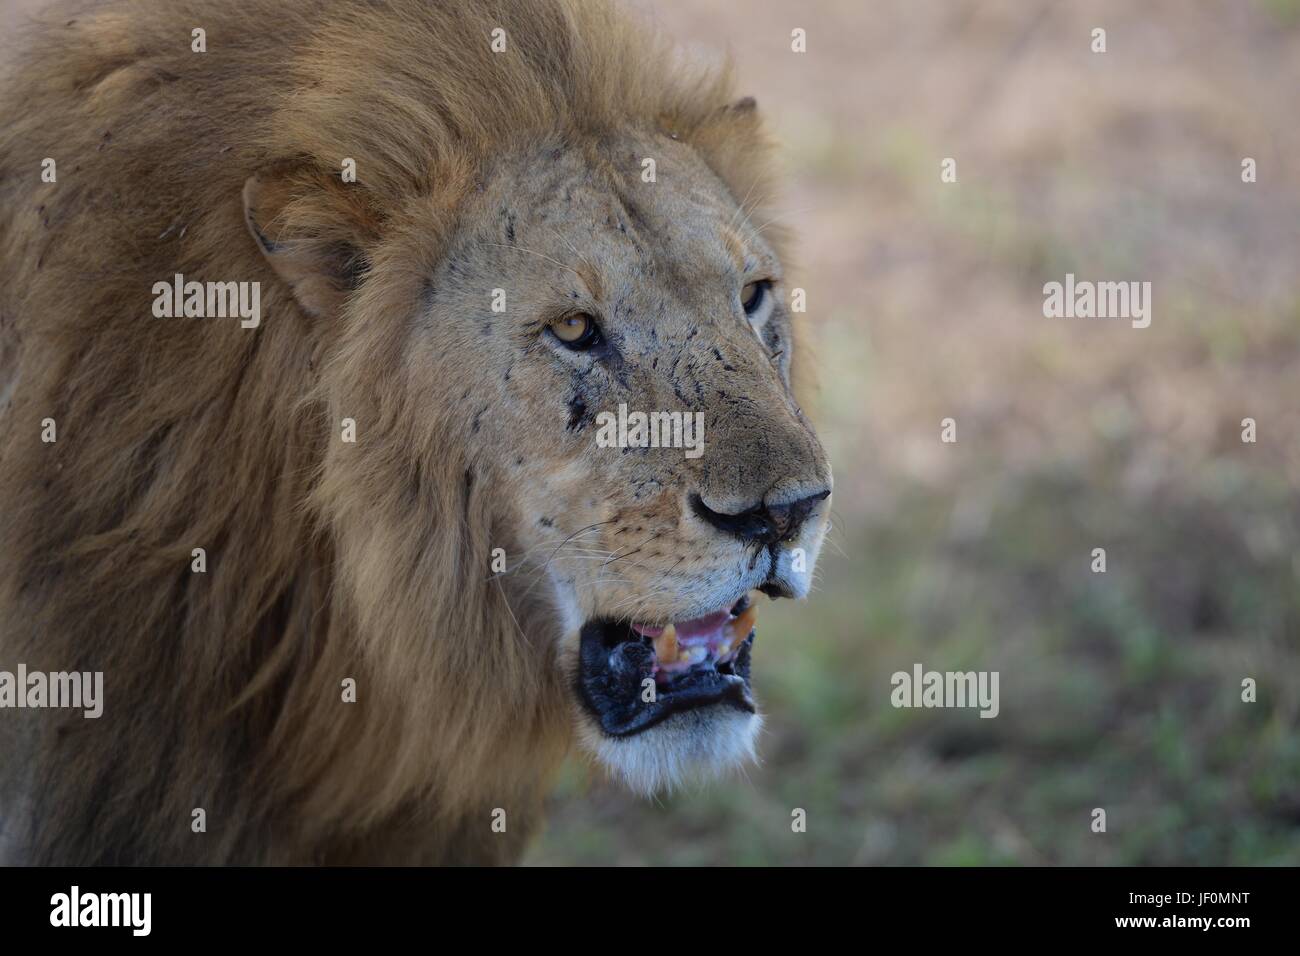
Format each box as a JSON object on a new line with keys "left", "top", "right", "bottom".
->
{"left": 653, "top": 622, "right": 678, "bottom": 664}
{"left": 725, "top": 605, "right": 758, "bottom": 653}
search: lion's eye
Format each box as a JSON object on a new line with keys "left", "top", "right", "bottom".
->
{"left": 741, "top": 279, "right": 770, "bottom": 316}
{"left": 549, "top": 312, "right": 602, "bottom": 350}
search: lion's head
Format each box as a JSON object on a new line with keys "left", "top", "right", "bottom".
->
{"left": 0, "top": 0, "right": 829, "bottom": 861}
{"left": 246, "top": 107, "right": 830, "bottom": 799}
{"left": 444, "top": 132, "right": 830, "bottom": 793}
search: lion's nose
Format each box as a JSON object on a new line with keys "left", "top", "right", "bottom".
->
{"left": 689, "top": 487, "right": 830, "bottom": 546}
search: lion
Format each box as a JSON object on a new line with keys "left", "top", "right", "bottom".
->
{"left": 0, "top": 0, "right": 832, "bottom": 864}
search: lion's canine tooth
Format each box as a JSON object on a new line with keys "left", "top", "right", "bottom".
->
{"left": 725, "top": 605, "right": 758, "bottom": 653}
{"left": 653, "top": 623, "right": 678, "bottom": 664}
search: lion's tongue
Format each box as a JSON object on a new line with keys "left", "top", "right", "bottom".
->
{"left": 632, "top": 610, "right": 729, "bottom": 641}
{"left": 675, "top": 610, "right": 733, "bottom": 639}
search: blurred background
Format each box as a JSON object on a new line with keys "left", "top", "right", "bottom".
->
{"left": 531, "top": 0, "right": 1300, "bottom": 865}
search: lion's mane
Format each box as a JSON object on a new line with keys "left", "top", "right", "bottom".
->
{"left": 0, "top": 0, "right": 783, "bottom": 863}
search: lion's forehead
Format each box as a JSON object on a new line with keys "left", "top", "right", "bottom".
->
{"left": 474, "top": 136, "right": 750, "bottom": 291}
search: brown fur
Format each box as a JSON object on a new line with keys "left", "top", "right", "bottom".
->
{"left": 0, "top": 0, "right": 826, "bottom": 864}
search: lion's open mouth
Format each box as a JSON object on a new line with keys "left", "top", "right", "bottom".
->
{"left": 577, "top": 594, "right": 758, "bottom": 737}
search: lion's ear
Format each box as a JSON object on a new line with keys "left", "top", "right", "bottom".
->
{"left": 242, "top": 169, "right": 377, "bottom": 318}
{"left": 689, "top": 95, "right": 776, "bottom": 227}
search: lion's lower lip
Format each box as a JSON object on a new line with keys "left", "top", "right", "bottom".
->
{"left": 576, "top": 595, "right": 757, "bottom": 737}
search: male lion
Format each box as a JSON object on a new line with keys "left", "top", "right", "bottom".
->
{"left": 0, "top": 0, "right": 831, "bottom": 864}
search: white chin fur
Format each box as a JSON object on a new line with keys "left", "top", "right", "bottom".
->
{"left": 579, "top": 707, "right": 762, "bottom": 796}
